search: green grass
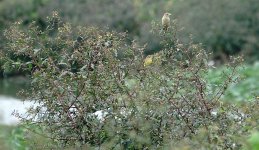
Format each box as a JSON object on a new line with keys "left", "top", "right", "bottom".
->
{"left": 0, "top": 124, "right": 91, "bottom": 149}
{"left": 0, "top": 124, "right": 49, "bottom": 150}
{"left": 0, "top": 125, "right": 15, "bottom": 150}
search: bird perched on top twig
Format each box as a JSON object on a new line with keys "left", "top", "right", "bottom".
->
{"left": 162, "top": 12, "right": 171, "bottom": 31}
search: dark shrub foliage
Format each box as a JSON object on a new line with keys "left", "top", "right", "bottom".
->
{"left": 172, "top": 0, "right": 259, "bottom": 62}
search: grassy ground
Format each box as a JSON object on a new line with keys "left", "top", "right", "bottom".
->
{"left": 0, "top": 124, "right": 55, "bottom": 150}
{"left": 0, "top": 125, "right": 14, "bottom": 150}
{"left": 0, "top": 124, "right": 90, "bottom": 150}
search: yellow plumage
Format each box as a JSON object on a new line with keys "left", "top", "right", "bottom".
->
{"left": 144, "top": 56, "right": 153, "bottom": 67}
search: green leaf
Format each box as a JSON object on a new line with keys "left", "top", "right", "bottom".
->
{"left": 248, "top": 132, "right": 259, "bottom": 150}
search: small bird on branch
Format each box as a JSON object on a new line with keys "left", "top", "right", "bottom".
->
{"left": 162, "top": 12, "right": 171, "bottom": 31}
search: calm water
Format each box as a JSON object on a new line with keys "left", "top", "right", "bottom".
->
{"left": 0, "top": 96, "right": 35, "bottom": 125}
{"left": 0, "top": 77, "right": 31, "bottom": 125}
{"left": 0, "top": 76, "right": 29, "bottom": 97}
{"left": 0, "top": 77, "right": 105, "bottom": 125}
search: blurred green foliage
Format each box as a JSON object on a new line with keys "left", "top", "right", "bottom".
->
{"left": 207, "top": 62, "right": 259, "bottom": 101}
{"left": 172, "top": 0, "right": 259, "bottom": 62}
{"left": 247, "top": 132, "right": 259, "bottom": 150}
{"left": 0, "top": 125, "right": 30, "bottom": 150}
{"left": 9, "top": 126, "right": 29, "bottom": 150}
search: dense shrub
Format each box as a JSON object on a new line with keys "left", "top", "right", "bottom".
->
{"left": 0, "top": 0, "right": 49, "bottom": 76}
{"left": 2, "top": 13, "right": 258, "bottom": 149}
{"left": 0, "top": 0, "right": 48, "bottom": 44}
{"left": 0, "top": 0, "right": 142, "bottom": 76}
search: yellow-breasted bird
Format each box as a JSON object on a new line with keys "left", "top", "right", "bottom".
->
{"left": 162, "top": 12, "right": 171, "bottom": 31}
{"left": 144, "top": 55, "right": 153, "bottom": 67}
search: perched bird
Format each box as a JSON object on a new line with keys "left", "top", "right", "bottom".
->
{"left": 144, "top": 55, "right": 153, "bottom": 67}
{"left": 162, "top": 13, "right": 171, "bottom": 31}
